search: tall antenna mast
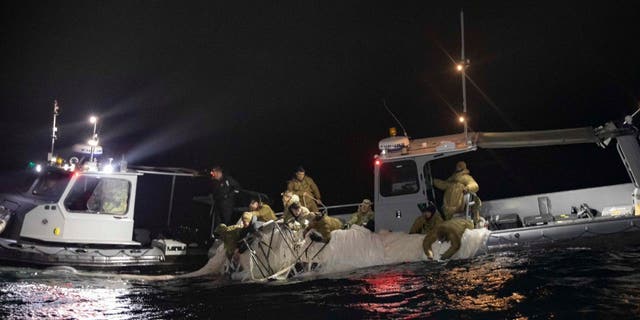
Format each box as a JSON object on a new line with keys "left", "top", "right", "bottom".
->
{"left": 49, "top": 100, "right": 60, "bottom": 161}
{"left": 460, "top": 10, "right": 469, "bottom": 143}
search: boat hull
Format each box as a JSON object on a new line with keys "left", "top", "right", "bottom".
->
{"left": 486, "top": 215, "right": 640, "bottom": 252}
{"left": 0, "top": 237, "right": 208, "bottom": 273}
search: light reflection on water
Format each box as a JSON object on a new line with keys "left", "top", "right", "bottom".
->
{"left": 2, "top": 248, "right": 640, "bottom": 319}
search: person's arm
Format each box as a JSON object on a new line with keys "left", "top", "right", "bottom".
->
{"left": 287, "top": 179, "right": 296, "bottom": 192}
{"left": 347, "top": 213, "right": 359, "bottom": 226}
{"left": 408, "top": 217, "right": 422, "bottom": 234}
{"left": 228, "top": 176, "right": 241, "bottom": 192}
{"left": 463, "top": 175, "right": 479, "bottom": 193}
{"left": 304, "top": 177, "right": 320, "bottom": 200}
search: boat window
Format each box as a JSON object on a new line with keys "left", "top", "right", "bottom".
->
{"left": 379, "top": 160, "right": 420, "bottom": 196}
{"left": 31, "top": 170, "right": 71, "bottom": 199}
{"left": 64, "top": 176, "right": 131, "bottom": 215}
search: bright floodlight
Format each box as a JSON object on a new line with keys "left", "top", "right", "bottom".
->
{"left": 456, "top": 64, "right": 464, "bottom": 72}
{"left": 89, "top": 116, "right": 97, "bottom": 124}
{"left": 459, "top": 116, "right": 466, "bottom": 123}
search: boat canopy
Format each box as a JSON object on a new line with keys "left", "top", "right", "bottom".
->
{"left": 475, "top": 127, "right": 598, "bottom": 149}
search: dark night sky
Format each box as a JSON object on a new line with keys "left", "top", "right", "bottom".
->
{"left": 1, "top": 1, "right": 640, "bottom": 207}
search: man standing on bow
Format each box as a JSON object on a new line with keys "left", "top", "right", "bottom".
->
{"left": 210, "top": 166, "right": 241, "bottom": 227}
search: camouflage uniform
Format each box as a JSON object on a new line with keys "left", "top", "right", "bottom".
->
{"left": 287, "top": 176, "right": 321, "bottom": 212}
{"left": 409, "top": 212, "right": 444, "bottom": 235}
{"left": 347, "top": 210, "right": 375, "bottom": 227}
{"left": 214, "top": 224, "right": 248, "bottom": 258}
{"left": 306, "top": 215, "right": 343, "bottom": 242}
{"left": 422, "top": 218, "right": 474, "bottom": 260}
{"left": 433, "top": 161, "right": 480, "bottom": 220}
{"left": 285, "top": 205, "right": 314, "bottom": 231}
{"left": 250, "top": 203, "right": 276, "bottom": 222}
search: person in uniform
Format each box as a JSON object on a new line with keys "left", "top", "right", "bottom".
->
{"left": 285, "top": 202, "right": 314, "bottom": 231}
{"left": 210, "top": 166, "right": 241, "bottom": 227}
{"left": 409, "top": 201, "right": 443, "bottom": 235}
{"left": 281, "top": 190, "right": 300, "bottom": 222}
{"left": 247, "top": 198, "right": 277, "bottom": 222}
{"left": 346, "top": 199, "right": 375, "bottom": 231}
{"left": 287, "top": 166, "right": 322, "bottom": 212}
{"left": 422, "top": 218, "right": 474, "bottom": 260}
{"left": 433, "top": 161, "right": 480, "bottom": 221}
{"left": 213, "top": 212, "right": 254, "bottom": 259}
{"left": 304, "top": 212, "right": 343, "bottom": 243}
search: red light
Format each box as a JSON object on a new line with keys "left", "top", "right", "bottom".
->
{"left": 375, "top": 159, "right": 381, "bottom": 166}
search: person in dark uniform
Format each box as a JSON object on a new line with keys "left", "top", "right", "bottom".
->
{"left": 210, "top": 166, "right": 241, "bottom": 227}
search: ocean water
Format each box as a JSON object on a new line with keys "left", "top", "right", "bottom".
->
{"left": 1, "top": 246, "right": 640, "bottom": 319}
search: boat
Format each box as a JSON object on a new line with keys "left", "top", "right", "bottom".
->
{"left": 0, "top": 104, "right": 226, "bottom": 273}
{"left": 202, "top": 12, "right": 640, "bottom": 281}
{"left": 372, "top": 114, "right": 640, "bottom": 252}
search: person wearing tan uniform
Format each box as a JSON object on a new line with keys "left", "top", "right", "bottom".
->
{"left": 409, "top": 201, "right": 444, "bottom": 235}
{"left": 347, "top": 199, "right": 375, "bottom": 230}
{"left": 304, "top": 213, "right": 344, "bottom": 243}
{"left": 287, "top": 166, "right": 322, "bottom": 213}
{"left": 422, "top": 218, "right": 474, "bottom": 260}
{"left": 433, "top": 161, "right": 480, "bottom": 221}
{"left": 247, "top": 199, "right": 276, "bottom": 222}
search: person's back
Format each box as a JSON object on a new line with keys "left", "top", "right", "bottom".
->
{"left": 433, "top": 161, "right": 479, "bottom": 220}
{"left": 306, "top": 214, "right": 343, "bottom": 242}
{"left": 422, "top": 218, "right": 474, "bottom": 260}
{"left": 255, "top": 203, "right": 276, "bottom": 222}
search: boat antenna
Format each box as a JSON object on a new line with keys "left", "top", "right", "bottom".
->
{"left": 457, "top": 10, "right": 470, "bottom": 143}
{"left": 49, "top": 100, "right": 60, "bottom": 162}
{"left": 382, "top": 99, "right": 409, "bottom": 137}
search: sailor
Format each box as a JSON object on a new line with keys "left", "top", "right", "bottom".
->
{"left": 304, "top": 212, "right": 344, "bottom": 243}
{"left": 285, "top": 202, "right": 314, "bottom": 231}
{"left": 247, "top": 198, "right": 277, "bottom": 222}
{"left": 409, "top": 201, "right": 443, "bottom": 235}
{"left": 213, "top": 212, "right": 255, "bottom": 260}
{"left": 287, "top": 166, "right": 322, "bottom": 213}
{"left": 281, "top": 190, "right": 300, "bottom": 222}
{"left": 422, "top": 218, "right": 474, "bottom": 260}
{"left": 346, "top": 199, "right": 375, "bottom": 231}
{"left": 433, "top": 161, "right": 480, "bottom": 220}
{"left": 210, "top": 166, "right": 242, "bottom": 227}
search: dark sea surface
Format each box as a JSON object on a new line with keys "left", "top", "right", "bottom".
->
{"left": 1, "top": 246, "right": 640, "bottom": 320}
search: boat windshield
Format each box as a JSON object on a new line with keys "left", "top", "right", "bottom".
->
{"left": 379, "top": 160, "right": 420, "bottom": 196}
{"left": 30, "top": 169, "right": 72, "bottom": 200}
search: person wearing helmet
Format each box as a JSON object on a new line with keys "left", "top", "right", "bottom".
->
{"left": 409, "top": 201, "right": 443, "bottom": 235}
{"left": 346, "top": 199, "right": 375, "bottom": 231}
{"left": 433, "top": 161, "right": 480, "bottom": 221}
{"left": 422, "top": 218, "right": 474, "bottom": 260}
{"left": 286, "top": 166, "right": 322, "bottom": 213}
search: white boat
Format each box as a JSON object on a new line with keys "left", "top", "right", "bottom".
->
{"left": 0, "top": 106, "right": 217, "bottom": 272}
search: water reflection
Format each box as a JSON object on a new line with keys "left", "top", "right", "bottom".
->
{"left": 0, "top": 268, "right": 134, "bottom": 320}
{"left": 433, "top": 255, "right": 527, "bottom": 312}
